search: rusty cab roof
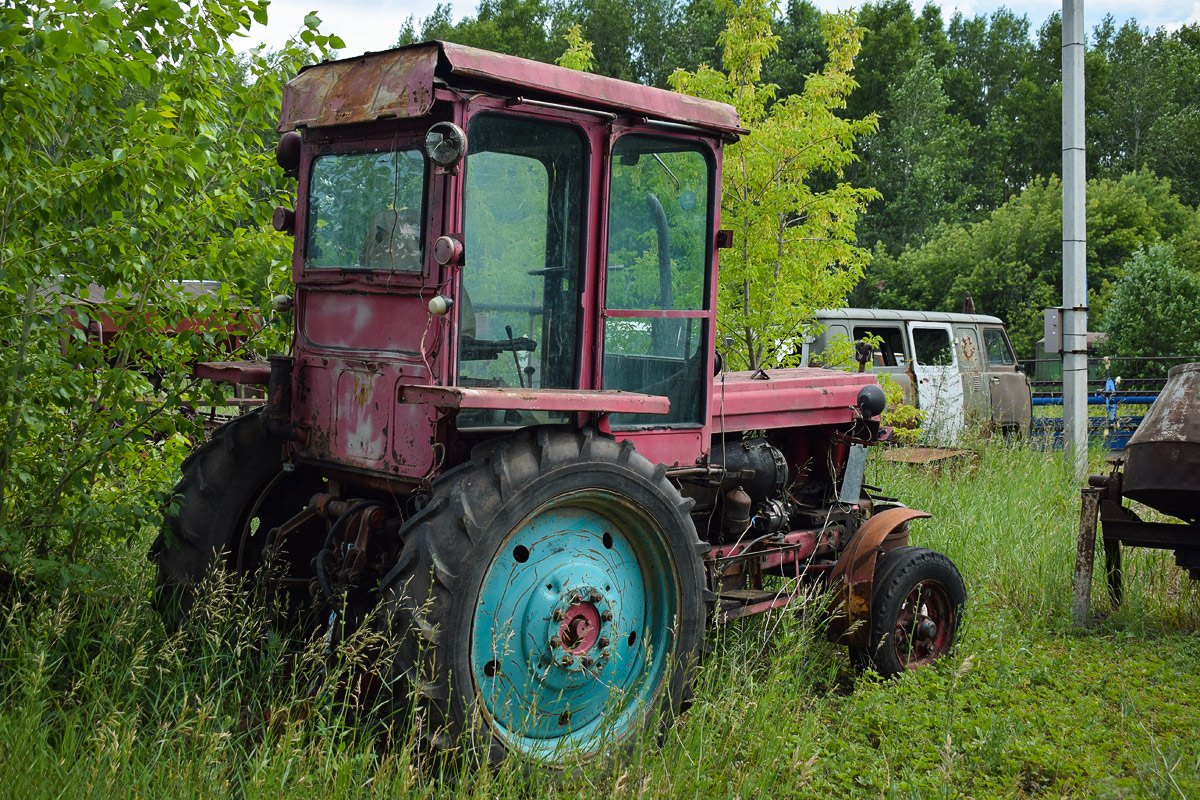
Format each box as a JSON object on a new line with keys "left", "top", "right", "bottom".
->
{"left": 278, "top": 40, "right": 744, "bottom": 138}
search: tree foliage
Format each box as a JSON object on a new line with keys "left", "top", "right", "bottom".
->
{"left": 0, "top": 0, "right": 334, "bottom": 583}
{"left": 397, "top": 0, "right": 1200, "bottom": 265}
{"left": 555, "top": 23, "right": 595, "bottom": 71}
{"left": 862, "top": 171, "right": 1196, "bottom": 357}
{"left": 669, "top": 0, "right": 878, "bottom": 370}
{"left": 856, "top": 53, "right": 975, "bottom": 252}
{"left": 1099, "top": 243, "right": 1200, "bottom": 378}
{"left": 839, "top": 4, "right": 1200, "bottom": 259}
{"left": 397, "top": 0, "right": 568, "bottom": 65}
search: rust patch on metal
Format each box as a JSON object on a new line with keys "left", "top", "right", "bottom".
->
{"left": 827, "top": 507, "right": 931, "bottom": 646}
{"left": 279, "top": 46, "right": 438, "bottom": 131}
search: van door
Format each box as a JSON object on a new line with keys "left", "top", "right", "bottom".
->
{"left": 982, "top": 326, "right": 1032, "bottom": 435}
{"left": 908, "top": 323, "right": 965, "bottom": 443}
{"left": 953, "top": 325, "right": 987, "bottom": 427}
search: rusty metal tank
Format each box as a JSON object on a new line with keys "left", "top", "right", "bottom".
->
{"left": 1123, "top": 362, "right": 1200, "bottom": 523}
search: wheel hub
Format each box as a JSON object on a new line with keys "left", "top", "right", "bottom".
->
{"left": 547, "top": 588, "right": 615, "bottom": 671}
{"left": 894, "top": 581, "right": 956, "bottom": 667}
{"left": 915, "top": 616, "right": 938, "bottom": 641}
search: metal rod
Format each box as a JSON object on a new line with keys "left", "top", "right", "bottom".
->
{"left": 507, "top": 96, "right": 617, "bottom": 121}
{"left": 1032, "top": 395, "right": 1160, "bottom": 406}
{"left": 505, "top": 325, "right": 525, "bottom": 389}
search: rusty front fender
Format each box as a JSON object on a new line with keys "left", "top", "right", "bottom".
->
{"left": 826, "top": 507, "right": 931, "bottom": 646}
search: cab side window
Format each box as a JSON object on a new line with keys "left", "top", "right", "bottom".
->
{"left": 603, "top": 134, "right": 712, "bottom": 428}
{"left": 983, "top": 328, "right": 1015, "bottom": 366}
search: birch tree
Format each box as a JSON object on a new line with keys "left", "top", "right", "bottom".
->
{"left": 670, "top": 0, "right": 879, "bottom": 369}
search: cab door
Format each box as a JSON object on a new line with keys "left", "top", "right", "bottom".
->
{"left": 982, "top": 326, "right": 1032, "bottom": 435}
{"left": 908, "top": 323, "right": 965, "bottom": 443}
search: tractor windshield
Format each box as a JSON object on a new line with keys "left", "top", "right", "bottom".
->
{"left": 305, "top": 148, "right": 427, "bottom": 271}
{"left": 455, "top": 113, "right": 587, "bottom": 427}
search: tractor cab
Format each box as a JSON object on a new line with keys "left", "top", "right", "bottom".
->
{"left": 253, "top": 41, "right": 743, "bottom": 480}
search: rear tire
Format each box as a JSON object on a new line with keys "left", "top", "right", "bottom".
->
{"left": 862, "top": 546, "right": 965, "bottom": 677}
{"left": 150, "top": 409, "right": 324, "bottom": 630}
{"left": 381, "top": 427, "right": 706, "bottom": 764}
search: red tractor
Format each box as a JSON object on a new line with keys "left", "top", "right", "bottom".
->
{"left": 152, "top": 42, "right": 965, "bottom": 764}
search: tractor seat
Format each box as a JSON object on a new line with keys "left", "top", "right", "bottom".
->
{"left": 359, "top": 208, "right": 422, "bottom": 270}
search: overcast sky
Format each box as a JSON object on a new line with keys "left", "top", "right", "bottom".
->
{"left": 242, "top": 0, "right": 1200, "bottom": 60}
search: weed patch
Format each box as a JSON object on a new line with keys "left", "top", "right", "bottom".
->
{"left": 2, "top": 444, "right": 1199, "bottom": 797}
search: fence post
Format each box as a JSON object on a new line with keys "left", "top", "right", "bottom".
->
{"left": 1072, "top": 487, "right": 1102, "bottom": 627}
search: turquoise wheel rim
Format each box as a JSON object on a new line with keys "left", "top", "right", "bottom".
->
{"left": 470, "top": 489, "right": 679, "bottom": 761}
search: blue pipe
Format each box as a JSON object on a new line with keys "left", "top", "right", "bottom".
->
{"left": 1032, "top": 395, "right": 1159, "bottom": 406}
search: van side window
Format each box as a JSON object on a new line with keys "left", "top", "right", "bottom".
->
{"left": 983, "top": 328, "right": 1015, "bottom": 366}
{"left": 852, "top": 326, "right": 906, "bottom": 367}
{"left": 912, "top": 327, "right": 954, "bottom": 366}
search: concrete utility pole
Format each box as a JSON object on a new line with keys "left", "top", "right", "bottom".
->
{"left": 1063, "top": 0, "right": 1088, "bottom": 479}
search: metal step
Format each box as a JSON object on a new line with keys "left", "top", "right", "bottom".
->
{"left": 717, "top": 589, "right": 786, "bottom": 604}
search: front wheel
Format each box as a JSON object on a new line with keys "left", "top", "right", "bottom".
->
{"left": 383, "top": 427, "right": 706, "bottom": 764}
{"left": 861, "top": 546, "right": 966, "bottom": 677}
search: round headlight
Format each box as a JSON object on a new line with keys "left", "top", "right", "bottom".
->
{"left": 424, "top": 122, "right": 467, "bottom": 167}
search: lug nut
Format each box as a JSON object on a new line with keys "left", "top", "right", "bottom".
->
{"left": 549, "top": 635, "right": 561, "bottom": 648}
{"left": 569, "top": 592, "right": 582, "bottom": 604}
{"left": 552, "top": 608, "right": 565, "bottom": 621}
{"left": 597, "top": 637, "right": 609, "bottom": 648}
{"left": 588, "top": 590, "right": 602, "bottom": 603}
{"left": 581, "top": 656, "right": 594, "bottom": 668}
{"left": 601, "top": 610, "right": 613, "bottom": 622}
{"left": 558, "top": 655, "right": 575, "bottom": 667}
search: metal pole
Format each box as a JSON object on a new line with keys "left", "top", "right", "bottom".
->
{"left": 1063, "top": 0, "right": 1088, "bottom": 479}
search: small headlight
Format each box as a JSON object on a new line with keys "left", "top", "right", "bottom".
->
{"left": 424, "top": 122, "right": 467, "bottom": 167}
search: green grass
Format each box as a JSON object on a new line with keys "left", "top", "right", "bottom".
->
{"left": 2, "top": 443, "right": 1199, "bottom": 798}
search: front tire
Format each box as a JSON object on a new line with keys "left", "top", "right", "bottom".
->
{"left": 863, "top": 546, "right": 966, "bottom": 677}
{"left": 382, "top": 427, "right": 706, "bottom": 764}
